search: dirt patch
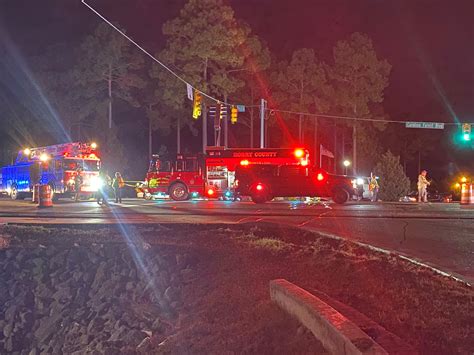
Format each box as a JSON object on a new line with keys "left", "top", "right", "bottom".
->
{"left": 1, "top": 223, "right": 473, "bottom": 354}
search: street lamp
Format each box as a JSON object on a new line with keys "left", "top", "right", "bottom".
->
{"left": 343, "top": 160, "right": 351, "bottom": 175}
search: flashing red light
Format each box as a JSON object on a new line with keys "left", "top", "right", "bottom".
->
{"left": 256, "top": 184, "right": 264, "bottom": 191}
{"left": 294, "top": 149, "right": 305, "bottom": 158}
{"left": 207, "top": 188, "right": 215, "bottom": 196}
{"left": 317, "top": 173, "right": 324, "bottom": 181}
{"left": 240, "top": 160, "right": 249, "bottom": 166}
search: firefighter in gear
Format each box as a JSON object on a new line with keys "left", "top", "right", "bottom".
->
{"left": 417, "top": 170, "right": 430, "bottom": 203}
{"left": 369, "top": 173, "right": 379, "bottom": 202}
{"left": 97, "top": 171, "right": 111, "bottom": 206}
{"left": 74, "top": 168, "right": 83, "bottom": 202}
{"left": 113, "top": 172, "right": 125, "bottom": 203}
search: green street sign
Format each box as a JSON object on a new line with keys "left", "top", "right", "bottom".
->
{"left": 405, "top": 122, "right": 445, "bottom": 129}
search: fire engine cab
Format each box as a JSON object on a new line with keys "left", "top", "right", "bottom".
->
{"left": 142, "top": 147, "right": 309, "bottom": 201}
{"left": 0, "top": 142, "right": 101, "bottom": 200}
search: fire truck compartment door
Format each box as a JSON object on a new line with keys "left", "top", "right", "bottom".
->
{"left": 277, "top": 166, "right": 309, "bottom": 196}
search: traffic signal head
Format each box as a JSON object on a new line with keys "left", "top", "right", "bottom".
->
{"left": 231, "top": 106, "right": 238, "bottom": 124}
{"left": 192, "top": 90, "right": 202, "bottom": 119}
{"left": 219, "top": 105, "right": 227, "bottom": 121}
{"left": 462, "top": 123, "right": 471, "bottom": 141}
{"left": 208, "top": 105, "right": 217, "bottom": 120}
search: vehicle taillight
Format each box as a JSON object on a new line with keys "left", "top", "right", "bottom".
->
{"left": 240, "top": 160, "right": 249, "bottom": 166}
{"left": 317, "top": 173, "right": 324, "bottom": 181}
{"left": 256, "top": 183, "right": 264, "bottom": 191}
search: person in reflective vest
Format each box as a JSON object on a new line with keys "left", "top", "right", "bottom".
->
{"left": 113, "top": 172, "right": 125, "bottom": 203}
{"left": 369, "top": 173, "right": 379, "bottom": 202}
{"left": 417, "top": 170, "right": 430, "bottom": 203}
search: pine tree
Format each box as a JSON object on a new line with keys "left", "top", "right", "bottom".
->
{"left": 374, "top": 151, "right": 411, "bottom": 201}
{"left": 329, "top": 33, "right": 391, "bottom": 173}
{"left": 271, "top": 48, "right": 329, "bottom": 143}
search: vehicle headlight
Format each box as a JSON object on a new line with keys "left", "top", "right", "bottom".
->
{"left": 90, "top": 176, "right": 103, "bottom": 190}
{"left": 356, "top": 178, "right": 364, "bottom": 185}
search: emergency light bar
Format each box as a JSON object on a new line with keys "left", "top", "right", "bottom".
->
{"left": 16, "top": 142, "right": 99, "bottom": 163}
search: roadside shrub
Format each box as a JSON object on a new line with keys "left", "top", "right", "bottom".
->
{"left": 374, "top": 151, "right": 410, "bottom": 201}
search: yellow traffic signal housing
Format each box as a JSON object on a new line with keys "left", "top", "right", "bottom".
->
{"left": 192, "top": 90, "right": 202, "bottom": 119}
{"left": 231, "top": 106, "right": 238, "bottom": 124}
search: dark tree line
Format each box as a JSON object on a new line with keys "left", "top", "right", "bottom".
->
{"left": 1, "top": 0, "right": 438, "bottom": 185}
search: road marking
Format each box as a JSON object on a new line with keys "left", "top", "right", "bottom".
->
{"left": 309, "top": 230, "right": 472, "bottom": 287}
{"left": 236, "top": 216, "right": 263, "bottom": 223}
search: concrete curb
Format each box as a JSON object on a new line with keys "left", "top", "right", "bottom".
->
{"left": 308, "top": 288, "right": 418, "bottom": 354}
{"left": 270, "top": 279, "right": 388, "bottom": 355}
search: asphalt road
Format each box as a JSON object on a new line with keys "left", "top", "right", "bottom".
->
{"left": 0, "top": 197, "right": 473, "bottom": 284}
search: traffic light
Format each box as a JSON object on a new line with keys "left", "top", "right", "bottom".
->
{"left": 462, "top": 123, "right": 471, "bottom": 141}
{"left": 219, "top": 105, "right": 228, "bottom": 121}
{"left": 208, "top": 105, "right": 217, "bottom": 121}
{"left": 231, "top": 106, "right": 238, "bottom": 124}
{"left": 192, "top": 90, "right": 202, "bottom": 119}
{"left": 211, "top": 104, "right": 220, "bottom": 128}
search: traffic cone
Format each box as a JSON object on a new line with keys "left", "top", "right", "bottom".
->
{"left": 38, "top": 184, "right": 53, "bottom": 208}
{"left": 460, "top": 183, "right": 473, "bottom": 205}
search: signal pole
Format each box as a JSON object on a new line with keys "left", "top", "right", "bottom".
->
{"left": 224, "top": 96, "right": 228, "bottom": 148}
{"left": 202, "top": 102, "right": 207, "bottom": 153}
{"left": 177, "top": 116, "right": 181, "bottom": 154}
{"left": 260, "top": 99, "right": 266, "bottom": 148}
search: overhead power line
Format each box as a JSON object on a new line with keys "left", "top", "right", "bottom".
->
{"left": 269, "top": 108, "right": 471, "bottom": 126}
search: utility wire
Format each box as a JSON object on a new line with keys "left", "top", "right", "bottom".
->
{"left": 269, "top": 108, "right": 471, "bottom": 126}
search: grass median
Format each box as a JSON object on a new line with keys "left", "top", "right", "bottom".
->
{"left": 0, "top": 223, "right": 472, "bottom": 354}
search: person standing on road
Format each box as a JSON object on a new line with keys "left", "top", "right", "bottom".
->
{"left": 97, "top": 171, "right": 110, "bottom": 206}
{"left": 112, "top": 172, "right": 125, "bottom": 203}
{"left": 369, "top": 173, "right": 379, "bottom": 202}
{"left": 74, "top": 168, "right": 83, "bottom": 202}
{"left": 417, "top": 170, "right": 430, "bottom": 203}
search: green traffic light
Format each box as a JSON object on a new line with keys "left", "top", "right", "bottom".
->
{"left": 463, "top": 133, "right": 471, "bottom": 141}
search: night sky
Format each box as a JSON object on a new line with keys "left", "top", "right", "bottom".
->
{"left": 1, "top": 0, "right": 473, "bottom": 179}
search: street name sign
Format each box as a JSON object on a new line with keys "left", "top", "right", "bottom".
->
{"left": 405, "top": 122, "right": 445, "bottom": 129}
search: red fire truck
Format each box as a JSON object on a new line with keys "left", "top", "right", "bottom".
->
{"left": 141, "top": 147, "right": 309, "bottom": 201}
{"left": 0, "top": 142, "right": 101, "bottom": 200}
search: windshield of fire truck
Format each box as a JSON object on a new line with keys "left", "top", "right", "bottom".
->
{"left": 64, "top": 159, "right": 100, "bottom": 171}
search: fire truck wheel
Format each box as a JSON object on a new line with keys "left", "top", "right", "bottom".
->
{"left": 169, "top": 183, "right": 189, "bottom": 201}
{"left": 251, "top": 194, "right": 268, "bottom": 204}
{"left": 332, "top": 187, "right": 349, "bottom": 204}
{"left": 10, "top": 185, "right": 19, "bottom": 200}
